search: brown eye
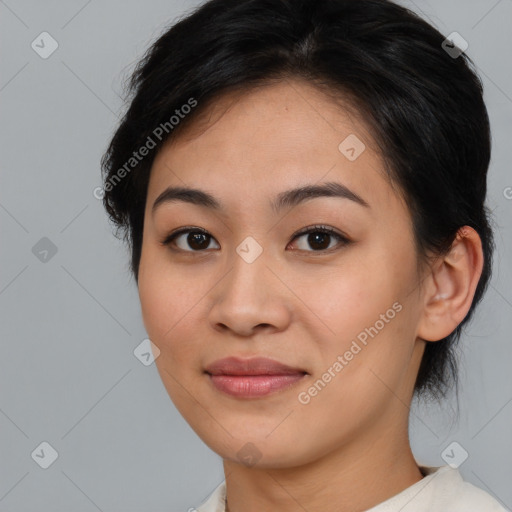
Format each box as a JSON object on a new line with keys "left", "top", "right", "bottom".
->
{"left": 289, "top": 225, "right": 350, "bottom": 252}
{"left": 161, "top": 228, "right": 220, "bottom": 252}
{"left": 161, "top": 224, "right": 350, "bottom": 254}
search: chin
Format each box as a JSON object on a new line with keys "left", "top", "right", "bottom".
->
{"left": 196, "top": 429, "right": 312, "bottom": 469}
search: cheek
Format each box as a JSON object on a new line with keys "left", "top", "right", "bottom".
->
{"left": 138, "top": 265, "right": 169, "bottom": 343}
{"left": 294, "top": 244, "right": 419, "bottom": 381}
{"left": 137, "top": 251, "right": 210, "bottom": 370}
{"left": 138, "top": 248, "right": 183, "bottom": 345}
{"left": 138, "top": 259, "right": 213, "bottom": 435}
{"left": 287, "top": 252, "right": 400, "bottom": 342}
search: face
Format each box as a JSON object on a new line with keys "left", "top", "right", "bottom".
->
{"left": 138, "top": 79, "right": 427, "bottom": 469}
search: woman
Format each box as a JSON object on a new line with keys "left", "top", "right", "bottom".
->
{"left": 101, "top": 0, "right": 505, "bottom": 510}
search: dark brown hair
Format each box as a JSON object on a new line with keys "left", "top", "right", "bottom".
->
{"left": 101, "top": 0, "right": 494, "bottom": 401}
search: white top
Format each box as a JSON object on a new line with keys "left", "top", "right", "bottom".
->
{"left": 195, "top": 465, "right": 507, "bottom": 512}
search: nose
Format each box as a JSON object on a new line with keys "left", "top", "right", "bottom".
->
{"left": 207, "top": 244, "right": 292, "bottom": 337}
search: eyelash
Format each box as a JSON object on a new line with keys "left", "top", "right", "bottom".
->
{"left": 159, "top": 224, "right": 351, "bottom": 254}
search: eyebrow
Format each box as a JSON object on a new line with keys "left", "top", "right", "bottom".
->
{"left": 151, "top": 181, "right": 370, "bottom": 215}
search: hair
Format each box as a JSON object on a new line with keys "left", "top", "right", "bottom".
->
{"left": 100, "top": 0, "right": 494, "bottom": 401}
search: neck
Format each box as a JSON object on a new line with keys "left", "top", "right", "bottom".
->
{"left": 223, "top": 422, "right": 423, "bottom": 512}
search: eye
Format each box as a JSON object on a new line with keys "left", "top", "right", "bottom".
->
{"left": 160, "top": 224, "right": 350, "bottom": 253}
{"left": 288, "top": 224, "right": 350, "bottom": 253}
{"left": 160, "top": 227, "right": 220, "bottom": 252}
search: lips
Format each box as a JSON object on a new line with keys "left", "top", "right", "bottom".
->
{"left": 205, "top": 356, "right": 308, "bottom": 398}
{"left": 204, "top": 356, "right": 308, "bottom": 376}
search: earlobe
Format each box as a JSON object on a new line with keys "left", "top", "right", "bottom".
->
{"left": 416, "top": 226, "right": 484, "bottom": 342}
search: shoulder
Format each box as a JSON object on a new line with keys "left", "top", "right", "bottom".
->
{"left": 366, "top": 465, "right": 507, "bottom": 512}
{"left": 192, "top": 467, "right": 508, "bottom": 512}
{"left": 194, "top": 481, "right": 226, "bottom": 512}
{"left": 443, "top": 471, "right": 507, "bottom": 511}
{"left": 420, "top": 465, "right": 507, "bottom": 512}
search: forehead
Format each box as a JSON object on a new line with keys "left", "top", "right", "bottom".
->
{"left": 147, "top": 79, "right": 398, "bottom": 214}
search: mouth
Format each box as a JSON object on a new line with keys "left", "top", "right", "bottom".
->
{"left": 204, "top": 356, "right": 309, "bottom": 398}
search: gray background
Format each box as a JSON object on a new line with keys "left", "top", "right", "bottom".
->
{"left": 1, "top": 0, "right": 511, "bottom": 510}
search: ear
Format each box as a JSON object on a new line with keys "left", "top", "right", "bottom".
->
{"left": 416, "top": 226, "right": 484, "bottom": 342}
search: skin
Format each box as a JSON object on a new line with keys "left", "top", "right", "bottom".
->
{"left": 137, "top": 78, "right": 483, "bottom": 512}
